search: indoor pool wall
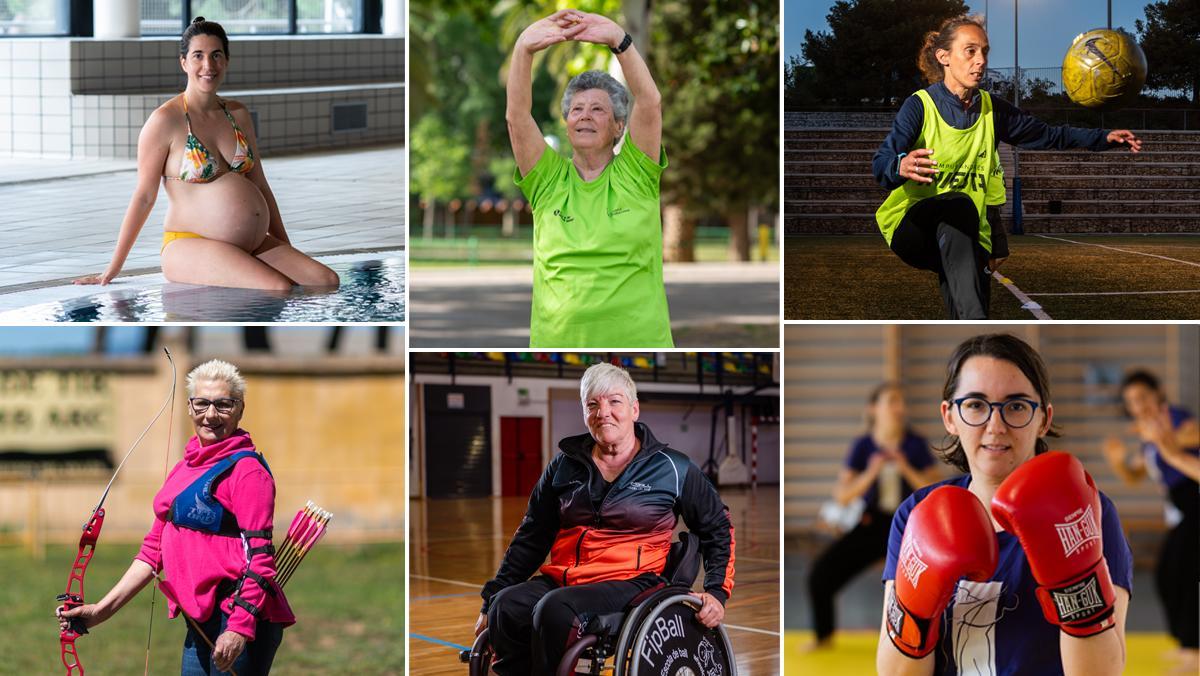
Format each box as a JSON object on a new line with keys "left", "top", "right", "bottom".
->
{"left": 0, "top": 35, "right": 404, "bottom": 158}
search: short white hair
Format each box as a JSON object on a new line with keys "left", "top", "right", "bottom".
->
{"left": 187, "top": 359, "right": 246, "bottom": 399}
{"left": 580, "top": 363, "right": 638, "bottom": 406}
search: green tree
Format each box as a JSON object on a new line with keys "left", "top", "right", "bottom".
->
{"left": 801, "top": 0, "right": 967, "bottom": 106}
{"left": 785, "top": 55, "right": 822, "bottom": 110}
{"left": 653, "top": 0, "right": 778, "bottom": 261}
{"left": 1136, "top": 0, "right": 1200, "bottom": 104}
{"left": 409, "top": 115, "right": 471, "bottom": 239}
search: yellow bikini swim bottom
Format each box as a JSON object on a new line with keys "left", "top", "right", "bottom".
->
{"left": 161, "top": 230, "right": 206, "bottom": 252}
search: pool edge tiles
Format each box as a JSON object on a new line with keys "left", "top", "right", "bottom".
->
{"left": 0, "top": 254, "right": 405, "bottom": 323}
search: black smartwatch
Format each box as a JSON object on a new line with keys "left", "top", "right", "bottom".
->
{"left": 611, "top": 32, "right": 632, "bottom": 54}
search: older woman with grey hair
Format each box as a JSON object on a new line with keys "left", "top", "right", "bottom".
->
{"left": 58, "top": 359, "right": 292, "bottom": 675}
{"left": 508, "top": 9, "right": 672, "bottom": 348}
{"left": 475, "top": 363, "right": 735, "bottom": 674}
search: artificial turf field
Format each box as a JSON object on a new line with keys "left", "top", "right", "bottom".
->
{"left": 1, "top": 542, "right": 403, "bottom": 674}
{"left": 783, "top": 630, "right": 1182, "bottom": 675}
{"left": 785, "top": 235, "right": 1200, "bottom": 320}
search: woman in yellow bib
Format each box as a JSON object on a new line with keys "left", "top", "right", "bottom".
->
{"left": 873, "top": 15, "right": 1141, "bottom": 319}
{"left": 508, "top": 9, "right": 672, "bottom": 348}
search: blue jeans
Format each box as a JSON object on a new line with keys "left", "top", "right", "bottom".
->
{"left": 180, "top": 608, "right": 284, "bottom": 676}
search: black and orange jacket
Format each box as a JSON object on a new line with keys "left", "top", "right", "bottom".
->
{"left": 481, "top": 423, "right": 735, "bottom": 611}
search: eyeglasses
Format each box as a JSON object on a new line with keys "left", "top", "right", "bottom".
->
{"left": 951, "top": 397, "right": 1040, "bottom": 428}
{"left": 188, "top": 397, "right": 241, "bottom": 414}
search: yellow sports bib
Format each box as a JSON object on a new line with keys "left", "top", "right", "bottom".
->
{"left": 876, "top": 89, "right": 1003, "bottom": 253}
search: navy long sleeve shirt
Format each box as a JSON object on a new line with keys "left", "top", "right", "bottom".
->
{"left": 872, "top": 82, "right": 1115, "bottom": 191}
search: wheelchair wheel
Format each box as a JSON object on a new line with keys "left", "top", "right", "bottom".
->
{"left": 459, "top": 628, "right": 495, "bottom": 675}
{"left": 614, "top": 593, "right": 736, "bottom": 676}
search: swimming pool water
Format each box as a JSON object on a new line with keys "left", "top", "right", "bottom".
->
{"left": 0, "top": 257, "right": 404, "bottom": 322}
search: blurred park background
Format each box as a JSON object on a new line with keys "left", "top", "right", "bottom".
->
{"left": 408, "top": 0, "right": 780, "bottom": 347}
{"left": 0, "top": 326, "right": 404, "bottom": 674}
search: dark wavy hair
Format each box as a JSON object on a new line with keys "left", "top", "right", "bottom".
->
{"left": 864, "top": 381, "right": 901, "bottom": 430}
{"left": 180, "top": 17, "right": 229, "bottom": 58}
{"left": 917, "top": 14, "right": 986, "bottom": 85}
{"left": 1118, "top": 369, "right": 1165, "bottom": 417}
{"left": 936, "top": 333, "right": 1060, "bottom": 472}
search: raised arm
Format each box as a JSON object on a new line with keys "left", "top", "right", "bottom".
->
{"left": 74, "top": 109, "right": 172, "bottom": 285}
{"left": 568, "top": 12, "right": 662, "bottom": 158}
{"left": 508, "top": 11, "right": 583, "bottom": 175}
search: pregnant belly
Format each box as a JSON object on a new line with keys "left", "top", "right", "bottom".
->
{"left": 163, "top": 173, "right": 271, "bottom": 252}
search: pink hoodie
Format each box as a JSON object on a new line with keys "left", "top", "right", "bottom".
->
{"left": 136, "top": 430, "right": 295, "bottom": 639}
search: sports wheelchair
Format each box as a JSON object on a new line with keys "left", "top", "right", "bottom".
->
{"left": 460, "top": 532, "right": 737, "bottom": 676}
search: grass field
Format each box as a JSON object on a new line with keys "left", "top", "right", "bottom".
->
{"left": 783, "top": 630, "right": 1182, "bottom": 675}
{"left": 1, "top": 542, "right": 403, "bottom": 674}
{"left": 785, "top": 235, "right": 1200, "bottom": 320}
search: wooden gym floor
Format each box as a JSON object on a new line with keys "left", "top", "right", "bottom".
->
{"left": 409, "top": 485, "right": 781, "bottom": 675}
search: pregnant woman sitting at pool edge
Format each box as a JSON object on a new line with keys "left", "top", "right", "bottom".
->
{"left": 75, "top": 18, "right": 339, "bottom": 292}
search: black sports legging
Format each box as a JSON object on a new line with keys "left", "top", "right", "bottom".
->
{"left": 889, "top": 192, "right": 997, "bottom": 320}
{"left": 486, "top": 573, "right": 661, "bottom": 675}
{"left": 1158, "top": 481, "right": 1199, "bottom": 649}
{"left": 808, "top": 509, "right": 892, "bottom": 642}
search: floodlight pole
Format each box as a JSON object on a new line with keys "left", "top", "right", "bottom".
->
{"left": 1012, "top": 0, "right": 1024, "bottom": 233}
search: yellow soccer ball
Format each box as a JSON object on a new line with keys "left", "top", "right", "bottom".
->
{"left": 1061, "top": 28, "right": 1148, "bottom": 110}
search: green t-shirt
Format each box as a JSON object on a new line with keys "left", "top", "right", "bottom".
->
{"left": 515, "top": 132, "right": 673, "bottom": 348}
{"left": 876, "top": 89, "right": 1002, "bottom": 253}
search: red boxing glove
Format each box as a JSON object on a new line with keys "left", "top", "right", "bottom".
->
{"left": 991, "top": 451, "right": 1117, "bottom": 637}
{"left": 886, "top": 486, "right": 998, "bottom": 658}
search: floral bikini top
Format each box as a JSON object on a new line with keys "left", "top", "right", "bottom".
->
{"left": 170, "top": 96, "right": 255, "bottom": 183}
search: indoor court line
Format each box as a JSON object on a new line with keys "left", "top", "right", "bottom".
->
{"left": 410, "top": 633, "right": 470, "bottom": 651}
{"left": 992, "top": 271, "right": 1052, "bottom": 320}
{"left": 1027, "top": 289, "right": 1200, "bottom": 296}
{"left": 411, "top": 574, "right": 483, "bottom": 589}
{"left": 1034, "top": 234, "right": 1200, "bottom": 268}
{"left": 410, "top": 591, "right": 480, "bottom": 601}
{"left": 723, "top": 623, "right": 781, "bottom": 636}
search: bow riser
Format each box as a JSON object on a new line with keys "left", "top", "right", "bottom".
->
{"left": 58, "top": 507, "right": 105, "bottom": 675}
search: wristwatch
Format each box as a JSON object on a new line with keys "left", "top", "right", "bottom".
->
{"left": 611, "top": 33, "right": 632, "bottom": 54}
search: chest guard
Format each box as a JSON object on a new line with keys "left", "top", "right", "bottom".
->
{"left": 168, "top": 450, "right": 272, "bottom": 536}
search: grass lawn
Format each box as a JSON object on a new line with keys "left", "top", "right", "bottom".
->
{"left": 3, "top": 542, "right": 403, "bottom": 674}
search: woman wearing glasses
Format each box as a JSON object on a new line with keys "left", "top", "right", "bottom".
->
{"left": 876, "top": 334, "right": 1131, "bottom": 675}
{"left": 57, "top": 359, "right": 292, "bottom": 675}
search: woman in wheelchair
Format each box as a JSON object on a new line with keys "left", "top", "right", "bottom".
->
{"left": 472, "top": 363, "right": 736, "bottom": 675}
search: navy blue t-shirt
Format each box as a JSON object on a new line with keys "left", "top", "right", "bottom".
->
{"left": 845, "top": 431, "right": 935, "bottom": 513}
{"left": 1142, "top": 405, "right": 1200, "bottom": 492}
{"left": 883, "top": 473, "right": 1133, "bottom": 676}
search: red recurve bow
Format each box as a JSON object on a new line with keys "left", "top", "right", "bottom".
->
{"left": 58, "top": 348, "right": 176, "bottom": 675}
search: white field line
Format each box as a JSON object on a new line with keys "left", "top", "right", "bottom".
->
{"left": 1027, "top": 289, "right": 1200, "bottom": 296}
{"left": 1034, "top": 234, "right": 1200, "bottom": 268}
{"left": 992, "top": 271, "right": 1052, "bottom": 319}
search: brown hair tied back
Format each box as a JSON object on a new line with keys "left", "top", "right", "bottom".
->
{"left": 936, "top": 333, "right": 1060, "bottom": 473}
{"left": 180, "top": 17, "right": 230, "bottom": 58}
{"left": 917, "top": 14, "right": 986, "bottom": 85}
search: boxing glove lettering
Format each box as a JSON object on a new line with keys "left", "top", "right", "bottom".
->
{"left": 991, "top": 451, "right": 1117, "bottom": 637}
